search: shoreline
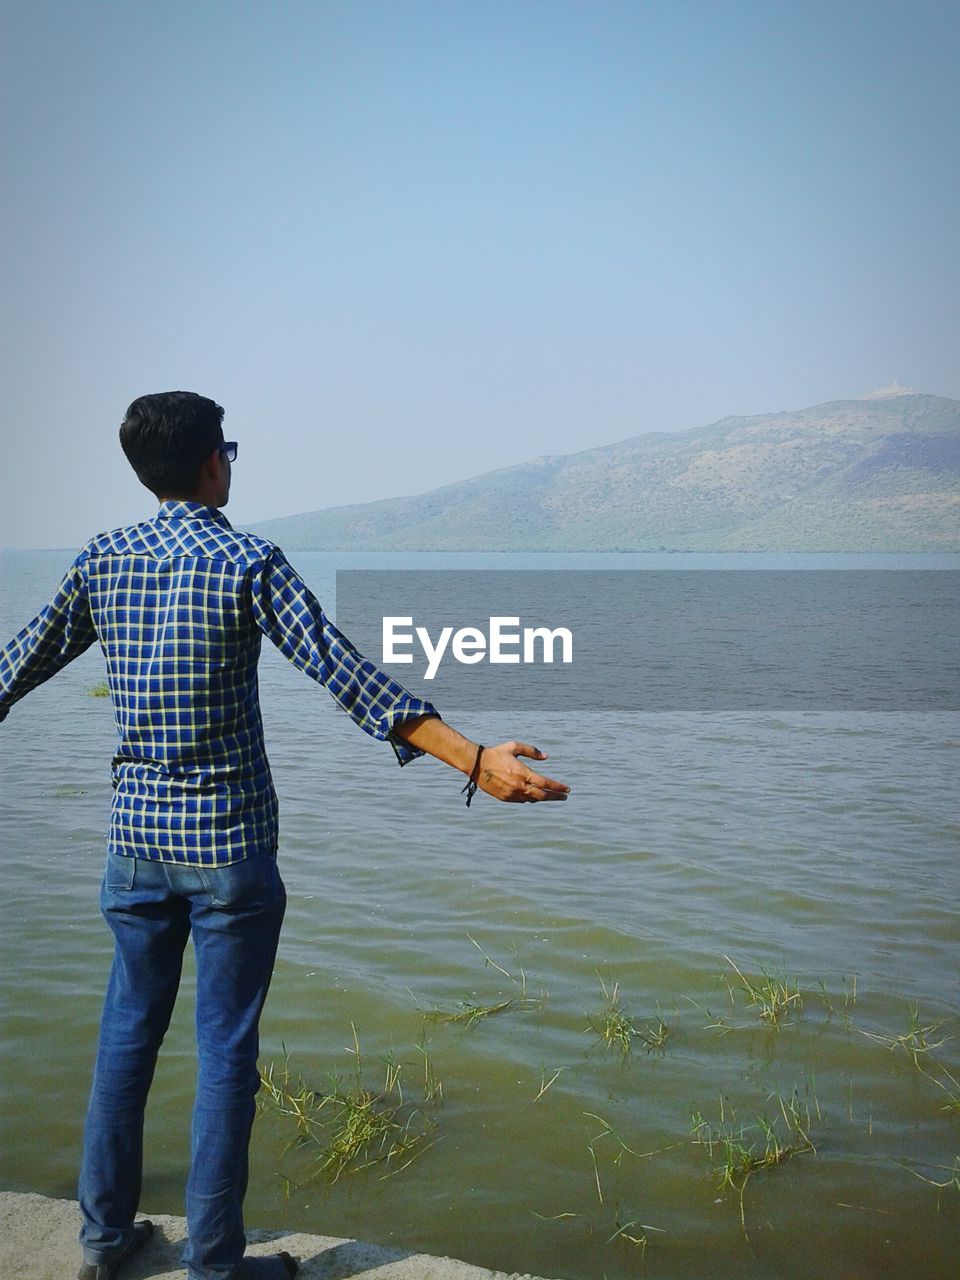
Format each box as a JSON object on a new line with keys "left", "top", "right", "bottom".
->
{"left": 0, "top": 1192, "right": 549, "bottom": 1280}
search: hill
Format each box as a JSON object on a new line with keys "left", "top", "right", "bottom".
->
{"left": 251, "top": 392, "right": 960, "bottom": 551}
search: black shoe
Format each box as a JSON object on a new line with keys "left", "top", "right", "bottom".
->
{"left": 77, "top": 1220, "right": 154, "bottom": 1280}
{"left": 236, "top": 1254, "right": 298, "bottom": 1278}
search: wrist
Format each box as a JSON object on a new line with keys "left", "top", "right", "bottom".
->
{"left": 461, "top": 742, "right": 486, "bottom": 808}
{"left": 459, "top": 742, "right": 482, "bottom": 776}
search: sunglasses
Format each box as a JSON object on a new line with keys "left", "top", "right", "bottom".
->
{"left": 219, "top": 442, "right": 238, "bottom": 463}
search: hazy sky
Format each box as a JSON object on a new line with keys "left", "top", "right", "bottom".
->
{"left": 2, "top": 0, "right": 958, "bottom": 549}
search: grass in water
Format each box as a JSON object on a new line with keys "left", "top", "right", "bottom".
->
{"left": 909, "top": 1155, "right": 960, "bottom": 1207}
{"left": 858, "top": 1006, "right": 953, "bottom": 1065}
{"left": 87, "top": 680, "right": 110, "bottom": 697}
{"left": 583, "top": 1112, "right": 682, "bottom": 1168}
{"left": 258, "top": 1026, "right": 441, "bottom": 1184}
{"left": 724, "top": 955, "right": 803, "bottom": 1026}
{"left": 606, "top": 1217, "right": 665, "bottom": 1254}
{"left": 691, "top": 1087, "right": 817, "bottom": 1239}
{"left": 922, "top": 1061, "right": 960, "bottom": 1113}
{"left": 637, "top": 1007, "right": 672, "bottom": 1055}
{"left": 587, "top": 980, "right": 672, "bottom": 1055}
{"left": 588, "top": 978, "right": 638, "bottom": 1054}
{"left": 577, "top": 1114, "right": 672, "bottom": 1254}
{"left": 607, "top": 1218, "right": 648, "bottom": 1250}
{"left": 416, "top": 1035, "right": 444, "bottom": 1106}
{"left": 420, "top": 936, "right": 543, "bottom": 1027}
{"left": 533, "top": 1066, "right": 564, "bottom": 1101}
{"left": 859, "top": 1006, "right": 959, "bottom": 1112}
{"left": 815, "top": 973, "right": 858, "bottom": 1020}
{"left": 424, "top": 994, "right": 525, "bottom": 1028}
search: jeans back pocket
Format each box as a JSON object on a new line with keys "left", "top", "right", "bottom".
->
{"left": 197, "top": 856, "right": 284, "bottom": 910}
{"left": 105, "top": 851, "right": 137, "bottom": 891}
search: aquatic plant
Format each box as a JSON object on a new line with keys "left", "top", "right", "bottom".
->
{"left": 533, "top": 1066, "right": 564, "bottom": 1101}
{"left": 583, "top": 1111, "right": 679, "bottom": 1169}
{"left": 420, "top": 936, "right": 544, "bottom": 1027}
{"left": 691, "top": 1087, "right": 817, "bottom": 1238}
{"left": 257, "top": 1027, "right": 441, "bottom": 1183}
{"left": 723, "top": 955, "right": 803, "bottom": 1026}
{"left": 606, "top": 1215, "right": 665, "bottom": 1254}
{"left": 257, "top": 953, "right": 956, "bottom": 1266}
{"left": 416, "top": 1035, "right": 444, "bottom": 1105}
{"left": 636, "top": 1007, "right": 672, "bottom": 1055}
{"left": 587, "top": 977, "right": 638, "bottom": 1054}
{"left": 858, "top": 1006, "right": 952, "bottom": 1065}
{"left": 909, "top": 1154, "right": 960, "bottom": 1204}
{"left": 815, "top": 973, "right": 858, "bottom": 1020}
{"left": 923, "top": 1061, "right": 960, "bottom": 1114}
{"left": 858, "top": 1007, "right": 960, "bottom": 1114}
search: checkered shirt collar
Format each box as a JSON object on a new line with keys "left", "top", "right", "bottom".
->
{"left": 155, "top": 499, "right": 232, "bottom": 527}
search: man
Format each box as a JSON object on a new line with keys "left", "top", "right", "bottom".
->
{"left": 0, "top": 391, "right": 569, "bottom": 1280}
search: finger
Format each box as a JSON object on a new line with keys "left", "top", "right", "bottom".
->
{"left": 511, "top": 742, "right": 548, "bottom": 760}
{"left": 524, "top": 785, "right": 568, "bottom": 801}
{"left": 524, "top": 771, "right": 570, "bottom": 794}
{"left": 501, "top": 777, "right": 564, "bottom": 803}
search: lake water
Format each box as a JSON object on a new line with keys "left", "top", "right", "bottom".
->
{"left": 1, "top": 549, "right": 958, "bottom": 1279}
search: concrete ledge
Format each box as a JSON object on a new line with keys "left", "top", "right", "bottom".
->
{"left": 0, "top": 1192, "right": 546, "bottom": 1280}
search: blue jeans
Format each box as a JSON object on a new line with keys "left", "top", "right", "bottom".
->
{"left": 78, "top": 852, "right": 286, "bottom": 1279}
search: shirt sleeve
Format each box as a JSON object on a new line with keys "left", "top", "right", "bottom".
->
{"left": 250, "top": 547, "right": 440, "bottom": 765}
{"left": 0, "top": 553, "right": 98, "bottom": 724}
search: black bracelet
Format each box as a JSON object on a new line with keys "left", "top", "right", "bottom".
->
{"left": 461, "top": 744, "right": 485, "bottom": 808}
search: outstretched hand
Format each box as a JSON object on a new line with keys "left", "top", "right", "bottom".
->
{"left": 476, "top": 741, "right": 570, "bottom": 803}
{"left": 388, "top": 716, "right": 571, "bottom": 805}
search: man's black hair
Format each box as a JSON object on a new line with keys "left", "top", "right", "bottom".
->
{"left": 119, "top": 391, "right": 225, "bottom": 497}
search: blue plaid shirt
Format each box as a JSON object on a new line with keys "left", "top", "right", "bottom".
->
{"left": 0, "top": 500, "right": 439, "bottom": 866}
